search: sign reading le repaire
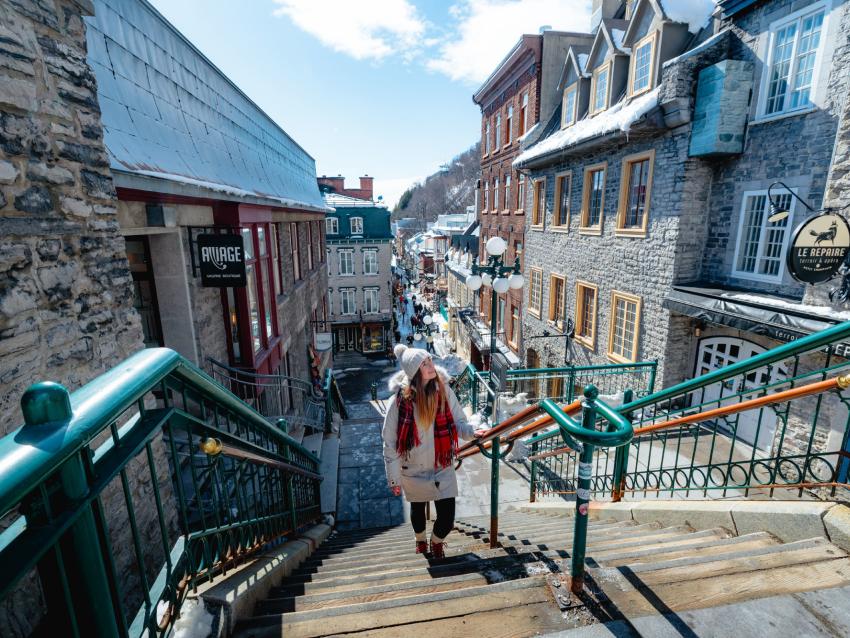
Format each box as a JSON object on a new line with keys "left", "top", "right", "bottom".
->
{"left": 788, "top": 213, "right": 850, "bottom": 284}
{"left": 198, "top": 234, "right": 246, "bottom": 287}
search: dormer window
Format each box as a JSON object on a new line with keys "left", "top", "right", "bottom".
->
{"left": 326, "top": 217, "right": 338, "bottom": 234}
{"left": 590, "top": 63, "right": 611, "bottom": 115}
{"left": 561, "top": 83, "right": 578, "bottom": 128}
{"left": 630, "top": 33, "right": 656, "bottom": 96}
{"left": 350, "top": 217, "right": 363, "bottom": 235}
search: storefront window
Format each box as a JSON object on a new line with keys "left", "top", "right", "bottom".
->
{"left": 246, "top": 263, "right": 261, "bottom": 352}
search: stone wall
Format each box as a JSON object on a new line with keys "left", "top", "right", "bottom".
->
{"left": 0, "top": 1, "right": 174, "bottom": 635}
{"left": 0, "top": 0, "right": 145, "bottom": 432}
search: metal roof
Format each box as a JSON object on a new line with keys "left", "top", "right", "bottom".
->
{"left": 85, "top": 0, "right": 327, "bottom": 211}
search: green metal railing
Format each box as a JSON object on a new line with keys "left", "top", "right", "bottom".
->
{"left": 503, "top": 361, "right": 657, "bottom": 403}
{"left": 530, "top": 321, "right": 850, "bottom": 502}
{"left": 324, "top": 369, "right": 348, "bottom": 432}
{"left": 0, "top": 348, "right": 323, "bottom": 637}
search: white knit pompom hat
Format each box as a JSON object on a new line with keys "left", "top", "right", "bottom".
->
{"left": 394, "top": 344, "right": 430, "bottom": 380}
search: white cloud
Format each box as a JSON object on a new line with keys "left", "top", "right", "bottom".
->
{"left": 427, "top": 0, "right": 594, "bottom": 85}
{"left": 272, "top": 0, "right": 427, "bottom": 61}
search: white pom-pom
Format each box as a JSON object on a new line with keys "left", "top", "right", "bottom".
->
{"left": 394, "top": 344, "right": 407, "bottom": 359}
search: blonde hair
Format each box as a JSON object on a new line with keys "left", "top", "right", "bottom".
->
{"left": 404, "top": 370, "right": 445, "bottom": 429}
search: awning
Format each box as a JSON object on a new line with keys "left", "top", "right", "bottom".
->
{"left": 664, "top": 285, "right": 850, "bottom": 349}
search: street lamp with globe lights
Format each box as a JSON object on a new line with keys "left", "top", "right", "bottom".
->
{"left": 465, "top": 235, "right": 524, "bottom": 418}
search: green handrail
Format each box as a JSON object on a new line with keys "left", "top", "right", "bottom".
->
{"left": 539, "top": 397, "right": 633, "bottom": 448}
{"left": 0, "top": 347, "right": 323, "bottom": 637}
{"left": 620, "top": 320, "right": 850, "bottom": 414}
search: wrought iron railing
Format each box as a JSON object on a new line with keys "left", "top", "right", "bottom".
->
{"left": 208, "top": 358, "right": 325, "bottom": 434}
{"left": 323, "top": 369, "right": 348, "bottom": 431}
{"left": 0, "top": 348, "right": 322, "bottom": 637}
{"left": 529, "top": 321, "right": 850, "bottom": 503}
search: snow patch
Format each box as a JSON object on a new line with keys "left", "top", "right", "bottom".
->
{"left": 661, "top": 0, "right": 718, "bottom": 33}
{"left": 611, "top": 29, "right": 628, "bottom": 52}
{"left": 722, "top": 292, "right": 850, "bottom": 322}
{"left": 171, "top": 599, "right": 215, "bottom": 638}
{"left": 517, "top": 122, "right": 539, "bottom": 143}
{"left": 515, "top": 88, "right": 660, "bottom": 165}
{"left": 662, "top": 28, "right": 731, "bottom": 69}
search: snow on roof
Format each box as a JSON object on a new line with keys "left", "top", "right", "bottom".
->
{"left": 515, "top": 88, "right": 660, "bottom": 165}
{"left": 722, "top": 292, "right": 850, "bottom": 323}
{"left": 660, "top": 0, "right": 718, "bottom": 33}
{"left": 662, "top": 28, "right": 731, "bottom": 69}
{"left": 517, "top": 122, "right": 540, "bottom": 144}
{"left": 86, "top": 0, "right": 326, "bottom": 211}
{"left": 577, "top": 53, "right": 590, "bottom": 73}
{"left": 324, "top": 192, "right": 384, "bottom": 208}
{"left": 611, "top": 29, "right": 629, "bottom": 53}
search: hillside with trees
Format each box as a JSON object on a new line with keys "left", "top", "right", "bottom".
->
{"left": 392, "top": 142, "right": 480, "bottom": 224}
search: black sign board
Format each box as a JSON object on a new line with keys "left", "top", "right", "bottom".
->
{"left": 197, "top": 234, "right": 246, "bottom": 287}
{"left": 787, "top": 213, "right": 850, "bottom": 284}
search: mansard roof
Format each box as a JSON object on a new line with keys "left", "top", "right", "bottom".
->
{"left": 586, "top": 18, "right": 631, "bottom": 70}
{"left": 557, "top": 44, "right": 593, "bottom": 91}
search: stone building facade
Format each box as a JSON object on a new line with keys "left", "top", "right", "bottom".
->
{"left": 517, "top": 0, "right": 850, "bottom": 458}
{"left": 323, "top": 187, "right": 393, "bottom": 354}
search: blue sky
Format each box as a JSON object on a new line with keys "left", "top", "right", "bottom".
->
{"left": 148, "top": 1, "right": 592, "bottom": 207}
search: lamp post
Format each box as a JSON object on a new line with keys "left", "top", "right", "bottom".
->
{"left": 413, "top": 313, "right": 439, "bottom": 353}
{"left": 464, "top": 236, "right": 524, "bottom": 418}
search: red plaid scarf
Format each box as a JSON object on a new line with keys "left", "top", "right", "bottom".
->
{"left": 396, "top": 390, "right": 458, "bottom": 469}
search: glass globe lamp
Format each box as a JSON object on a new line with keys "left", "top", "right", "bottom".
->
{"left": 485, "top": 236, "right": 507, "bottom": 256}
{"left": 508, "top": 273, "right": 524, "bottom": 289}
{"left": 465, "top": 274, "right": 482, "bottom": 290}
{"left": 492, "top": 277, "right": 510, "bottom": 294}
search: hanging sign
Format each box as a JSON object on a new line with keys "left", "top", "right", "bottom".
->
{"left": 787, "top": 213, "right": 850, "bottom": 284}
{"left": 197, "top": 234, "right": 246, "bottom": 287}
{"left": 315, "top": 332, "right": 333, "bottom": 352}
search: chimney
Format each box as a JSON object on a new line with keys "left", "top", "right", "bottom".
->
{"left": 359, "top": 175, "right": 374, "bottom": 200}
{"left": 590, "top": 0, "right": 619, "bottom": 31}
{"left": 317, "top": 175, "right": 345, "bottom": 193}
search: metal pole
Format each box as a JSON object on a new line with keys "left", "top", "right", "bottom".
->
{"left": 21, "top": 383, "right": 121, "bottom": 637}
{"left": 529, "top": 441, "right": 538, "bottom": 503}
{"left": 487, "top": 271, "right": 498, "bottom": 418}
{"left": 490, "top": 434, "right": 501, "bottom": 548}
{"left": 570, "top": 384, "right": 598, "bottom": 594}
{"left": 612, "top": 390, "right": 632, "bottom": 502}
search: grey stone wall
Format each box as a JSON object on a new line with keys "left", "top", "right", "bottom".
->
{"left": 0, "top": 1, "right": 176, "bottom": 635}
{"left": 701, "top": 0, "right": 850, "bottom": 295}
{"left": 0, "top": 0, "right": 145, "bottom": 432}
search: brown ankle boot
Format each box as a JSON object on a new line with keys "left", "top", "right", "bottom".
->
{"left": 415, "top": 540, "right": 428, "bottom": 554}
{"left": 429, "top": 539, "right": 445, "bottom": 559}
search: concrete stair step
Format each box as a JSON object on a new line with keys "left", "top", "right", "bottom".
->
{"left": 596, "top": 532, "right": 781, "bottom": 566}
{"left": 318, "top": 435, "right": 339, "bottom": 515}
{"left": 236, "top": 576, "right": 555, "bottom": 638}
{"left": 602, "top": 554, "right": 850, "bottom": 618}
{"left": 301, "top": 432, "right": 323, "bottom": 459}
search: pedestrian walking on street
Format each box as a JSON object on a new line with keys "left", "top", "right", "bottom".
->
{"left": 382, "top": 345, "right": 481, "bottom": 558}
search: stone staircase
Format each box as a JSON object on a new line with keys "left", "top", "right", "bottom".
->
{"left": 231, "top": 510, "right": 850, "bottom": 637}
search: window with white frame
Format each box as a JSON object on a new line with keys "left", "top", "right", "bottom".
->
{"left": 733, "top": 190, "right": 794, "bottom": 281}
{"left": 520, "top": 92, "right": 529, "bottom": 136}
{"left": 484, "top": 182, "right": 490, "bottom": 212}
{"left": 339, "top": 249, "right": 354, "bottom": 275}
{"left": 363, "top": 249, "right": 378, "bottom": 275}
{"left": 350, "top": 217, "right": 364, "bottom": 235}
{"left": 494, "top": 177, "right": 500, "bottom": 210}
{"left": 326, "top": 217, "right": 339, "bottom": 234}
{"left": 504, "top": 175, "right": 511, "bottom": 210}
{"left": 340, "top": 288, "right": 356, "bottom": 315}
{"left": 591, "top": 64, "right": 610, "bottom": 114}
{"left": 561, "top": 83, "right": 577, "bottom": 128}
{"left": 495, "top": 113, "right": 501, "bottom": 148}
{"left": 763, "top": 6, "right": 826, "bottom": 116}
{"left": 630, "top": 34, "right": 655, "bottom": 95}
{"left": 506, "top": 105, "right": 514, "bottom": 143}
{"left": 328, "top": 288, "right": 333, "bottom": 315}
{"left": 364, "top": 287, "right": 380, "bottom": 313}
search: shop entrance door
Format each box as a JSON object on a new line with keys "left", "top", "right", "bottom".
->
{"left": 125, "top": 236, "right": 163, "bottom": 347}
{"left": 694, "top": 337, "right": 785, "bottom": 451}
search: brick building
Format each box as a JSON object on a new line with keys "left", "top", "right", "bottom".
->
{"left": 473, "top": 29, "right": 591, "bottom": 365}
{"left": 515, "top": 0, "right": 850, "bottom": 454}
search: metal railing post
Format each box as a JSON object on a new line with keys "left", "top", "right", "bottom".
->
{"left": 647, "top": 361, "right": 658, "bottom": 395}
{"left": 22, "top": 383, "right": 121, "bottom": 637}
{"left": 529, "top": 440, "right": 538, "bottom": 503}
{"left": 570, "top": 384, "right": 597, "bottom": 594}
{"left": 611, "top": 389, "right": 633, "bottom": 502}
{"left": 490, "top": 434, "right": 501, "bottom": 548}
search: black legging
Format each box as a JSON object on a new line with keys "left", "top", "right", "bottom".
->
{"left": 410, "top": 498, "right": 455, "bottom": 540}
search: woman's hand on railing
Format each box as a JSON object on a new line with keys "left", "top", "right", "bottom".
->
{"left": 391, "top": 485, "right": 401, "bottom": 496}
{"left": 473, "top": 429, "right": 487, "bottom": 438}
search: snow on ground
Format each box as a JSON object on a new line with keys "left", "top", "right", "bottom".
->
{"left": 661, "top": 0, "right": 718, "bottom": 33}
{"left": 515, "top": 88, "right": 660, "bottom": 165}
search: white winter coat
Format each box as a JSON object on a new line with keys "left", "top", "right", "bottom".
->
{"left": 382, "top": 367, "right": 476, "bottom": 502}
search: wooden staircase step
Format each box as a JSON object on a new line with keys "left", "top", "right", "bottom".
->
{"left": 616, "top": 537, "right": 847, "bottom": 587}
{"left": 256, "top": 572, "right": 495, "bottom": 614}
{"left": 597, "top": 532, "right": 782, "bottom": 566}
{"left": 237, "top": 576, "right": 553, "bottom": 638}
{"left": 602, "top": 556, "right": 850, "bottom": 617}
